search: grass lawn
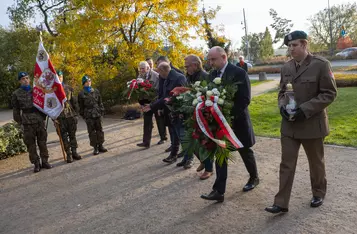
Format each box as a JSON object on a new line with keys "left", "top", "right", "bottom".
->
{"left": 250, "top": 80, "right": 272, "bottom": 86}
{"left": 250, "top": 87, "right": 357, "bottom": 147}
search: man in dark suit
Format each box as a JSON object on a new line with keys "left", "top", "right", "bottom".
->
{"left": 143, "top": 62, "right": 187, "bottom": 163}
{"left": 236, "top": 56, "right": 248, "bottom": 72}
{"left": 200, "top": 46, "right": 259, "bottom": 202}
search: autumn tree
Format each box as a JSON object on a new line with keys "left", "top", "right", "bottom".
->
{"left": 308, "top": 3, "right": 357, "bottom": 51}
{"left": 269, "top": 9, "right": 294, "bottom": 46}
{"left": 201, "top": 6, "right": 231, "bottom": 53}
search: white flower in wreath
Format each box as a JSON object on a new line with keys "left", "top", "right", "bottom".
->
{"left": 213, "top": 77, "right": 222, "bottom": 85}
{"left": 193, "top": 81, "right": 201, "bottom": 87}
{"left": 205, "top": 100, "right": 213, "bottom": 107}
{"left": 195, "top": 87, "right": 200, "bottom": 91}
{"left": 176, "top": 95, "right": 183, "bottom": 100}
{"left": 206, "top": 90, "right": 213, "bottom": 97}
{"left": 203, "top": 86, "right": 208, "bottom": 90}
{"left": 192, "top": 99, "right": 198, "bottom": 106}
{"left": 218, "top": 98, "right": 225, "bottom": 105}
{"left": 136, "top": 78, "right": 144, "bottom": 83}
{"left": 196, "top": 92, "right": 202, "bottom": 98}
{"left": 286, "top": 83, "right": 293, "bottom": 90}
{"left": 222, "top": 89, "right": 227, "bottom": 94}
{"left": 211, "top": 88, "right": 220, "bottom": 96}
{"left": 221, "top": 95, "right": 226, "bottom": 99}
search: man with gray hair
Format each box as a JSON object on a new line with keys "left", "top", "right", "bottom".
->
{"left": 143, "top": 62, "right": 187, "bottom": 163}
{"left": 136, "top": 61, "right": 166, "bottom": 148}
{"left": 174, "top": 54, "right": 213, "bottom": 180}
{"left": 236, "top": 55, "right": 248, "bottom": 72}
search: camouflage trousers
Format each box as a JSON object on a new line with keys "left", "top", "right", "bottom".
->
{"left": 23, "top": 121, "right": 49, "bottom": 164}
{"left": 85, "top": 117, "right": 105, "bottom": 147}
{"left": 57, "top": 116, "right": 78, "bottom": 153}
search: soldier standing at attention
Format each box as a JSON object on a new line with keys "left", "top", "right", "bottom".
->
{"left": 57, "top": 71, "right": 82, "bottom": 163}
{"left": 12, "top": 72, "right": 52, "bottom": 173}
{"left": 265, "top": 31, "right": 337, "bottom": 214}
{"left": 78, "top": 75, "right": 108, "bottom": 155}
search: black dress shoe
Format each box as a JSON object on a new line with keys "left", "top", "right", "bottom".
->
{"left": 265, "top": 205, "right": 288, "bottom": 214}
{"left": 163, "top": 155, "right": 177, "bottom": 164}
{"left": 243, "top": 177, "right": 260, "bottom": 192}
{"left": 41, "top": 161, "right": 53, "bottom": 169}
{"left": 165, "top": 146, "right": 172, "bottom": 152}
{"left": 93, "top": 146, "right": 99, "bottom": 155}
{"left": 176, "top": 160, "right": 186, "bottom": 167}
{"left": 71, "top": 148, "right": 82, "bottom": 160}
{"left": 98, "top": 144, "right": 108, "bottom": 152}
{"left": 200, "top": 190, "right": 224, "bottom": 202}
{"left": 177, "top": 151, "right": 185, "bottom": 158}
{"left": 34, "top": 162, "right": 41, "bottom": 173}
{"left": 137, "top": 143, "right": 150, "bottom": 149}
{"left": 157, "top": 139, "right": 166, "bottom": 145}
{"left": 183, "top": 160, "right": 193, "bottom": 169}
{"left": 310, "top": 196, "right": 323, "bottom": 207}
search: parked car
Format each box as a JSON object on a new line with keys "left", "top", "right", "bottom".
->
{"left": 335, "top": 47, "right": 357, "bottom": 58}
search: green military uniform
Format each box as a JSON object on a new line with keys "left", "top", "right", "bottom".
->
{"left": 11, "top": 75, "right": 51, "bottom": 171}
{"left": 78, "top": 75, "right": 107, "bottom": 154}
{"left": 57, "top": 82, "right": 81, "bottom": 162}
{"left": 273, "top": 31, "right": 337, "bottom": 210}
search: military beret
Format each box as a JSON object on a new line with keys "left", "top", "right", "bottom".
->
{"left": 284, "top": 31, "right": 308, "bottom": 46}
{"left": 57, "top": 70, "right": 63, "bottom": 76}
{"left": 18, "top": 72, "right": 28, "bottom": 80}
{"left": 82, "top": 75, "right": 91, "bottom": 85}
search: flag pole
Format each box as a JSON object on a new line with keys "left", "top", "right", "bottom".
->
{"left": 54, "top": 120, "right": 67, "bottom": 162}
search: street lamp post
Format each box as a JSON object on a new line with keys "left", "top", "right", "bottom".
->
{"left": 328, "top": 0, "right": 334, "bottom": 56}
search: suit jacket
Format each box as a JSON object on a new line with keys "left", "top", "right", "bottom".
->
{"left": 236, "top": 62, "right": 248, "bottom": 72}
{"left": 150, "top": 69, "right": 187, "bottom": 112}
{"left": 186, "top": 70, "right": 209, "bottom": 84}
{"left": 211, "top": 63, "right": 255, "bottom": 148}
{"left": 278, "top": 54, "right": 337, "bottom": 139}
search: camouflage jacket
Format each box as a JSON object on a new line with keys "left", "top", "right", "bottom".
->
{"left": 78, "top": 88, "right": 105, "bottom": 119}
{"left": 11, "top": 88, "right": 46, "bottom": 125}
{"left": 58, "top": 84, "right": 79, "bottom": 119}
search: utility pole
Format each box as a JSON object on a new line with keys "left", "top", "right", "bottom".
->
{"left": 243, "top": 8, "right": 249, "bottom": 61}
{"left": 328, "top": 0, "right": 334, "bottom": 56}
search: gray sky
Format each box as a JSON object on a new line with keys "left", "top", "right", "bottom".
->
{"left": 0, "top": 0, "right": 354, "bottom": 49}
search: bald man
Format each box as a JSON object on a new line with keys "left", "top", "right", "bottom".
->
{"left": 200, "top": 46, "right": 259, "bottom": 202}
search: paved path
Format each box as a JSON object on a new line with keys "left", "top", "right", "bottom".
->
{"left": 1, "top": 80, "right": 357, "bottom": 233}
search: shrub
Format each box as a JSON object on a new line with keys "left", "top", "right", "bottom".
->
{"left": 248, "top": 67, "right": 281, "bottom": 75}
{"left": 334, "top": 74, "right": 357, "bottom": 87}
{"left": 255, "top": 56, "right": 289, "bottom": 66}
{"left": 0, "top": 122, "right": 27, "bottom": 160}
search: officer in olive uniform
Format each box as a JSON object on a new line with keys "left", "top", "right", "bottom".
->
{"left": 12, "top": 72, "right": 52, "bottom": 173}
{"left": 78, "top": 75, "right": 108, "bottom": 155}
{"left": 57, "top": 71, "right": 82, "bottom": 163}
{"left": 265, "top": 31, "right": 337, "bottom": 214}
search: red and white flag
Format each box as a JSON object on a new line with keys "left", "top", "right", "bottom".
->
{"left": 33, "top": 41, "right": 66, "bottom": 119}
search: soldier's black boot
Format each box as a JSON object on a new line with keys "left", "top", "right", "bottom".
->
{"left": 71, "top": 148, "right": 82, "bottom": 160}
{"left": 98, "top": 144, "right": 108, "bottom": 153}
{"left": 41, "top": 159, "right": 53, "bottom": 169}
{"left": 93, "top": 145, "right": 99, "bottom": 155}
{"left": 66, "top": 150, "right": 74, "bottom": 163}
{"left": 34, "top": 162, "right": 41, "bottom": 173}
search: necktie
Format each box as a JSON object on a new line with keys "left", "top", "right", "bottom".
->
{"left": 217, "top": 70, "right": 222, "bottom": 77}
{"left": 296, "top": 64, "right": 300, "bottom": 72}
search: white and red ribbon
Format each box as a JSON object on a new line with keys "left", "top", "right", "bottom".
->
{"left": 195, "top": 96, "right": 226, "bottom": 148}
{"left": 127, "top": 79, "right": 137, "bottom": 99}
{"left": 209, "top": 96, "right": 244, "bottom": 149}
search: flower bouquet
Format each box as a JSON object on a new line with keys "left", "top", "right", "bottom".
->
{"left": 284, "top": 83, "right": 296, "bottom": 121}
{"left": 171, "top": 77, "right": 244, "bottom": 166}
{"left": 124, "top": 78, "right": 157, "bottom": 105}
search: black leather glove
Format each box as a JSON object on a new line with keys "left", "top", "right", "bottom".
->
{"left": 280, "top": 106, "right": 290, "bottom": 121}
{"left": 292, "top": 108, "right": 306, "bottom": 122}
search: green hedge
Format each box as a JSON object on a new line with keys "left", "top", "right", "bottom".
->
{"left": 0, "top": 122, "right": 27, "bottom": 160}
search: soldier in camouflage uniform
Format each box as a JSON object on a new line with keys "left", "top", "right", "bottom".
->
{"left": 78, "top": 75, "right": 108, "bottom": 155}
{"left": 57, "top": 71, "right": 82, "bottom": 163}
{"left": 12, "top": 72, "right": 52, "bottom": 173}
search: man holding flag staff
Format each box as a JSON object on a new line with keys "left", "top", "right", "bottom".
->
{"left": 12, "top": 72, "right": 52, "bottom": 173}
